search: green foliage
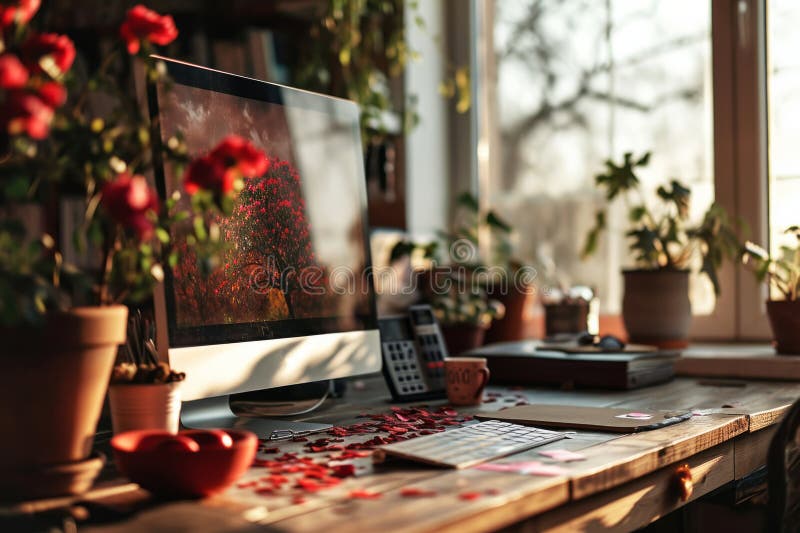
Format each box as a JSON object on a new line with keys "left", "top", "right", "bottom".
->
{"left": 297, "top": 0, "right": 419, "bottom": 143}
{"left": 430, "top": 282, "right": 505, "bottom": 327}
{"left": 440, "top": 191, "right": 519, "bottom": 273}
{"left": 742, "top": 226, "right": 800, "bottom": 301}
{"left": 582, "top": 151, "right": 741, "bottom": 295}
{"left": 0, "top": 19, "right": 221, "bottom": 326}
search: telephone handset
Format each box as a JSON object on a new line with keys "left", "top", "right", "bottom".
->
{"left": 378, "top": 304, "right": 449, "bottom": 402}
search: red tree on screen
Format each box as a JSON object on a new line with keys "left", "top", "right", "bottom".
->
{"left": 219, "top": 157, "right": 315, "bottom": 318}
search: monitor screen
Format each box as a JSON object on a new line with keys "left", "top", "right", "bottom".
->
{"left": 149, "top": 57, "right": 377, "bottom": 349}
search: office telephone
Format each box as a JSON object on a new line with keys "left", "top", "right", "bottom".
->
{"left": 378, "top": 305, "right": 449, "bottom": 401}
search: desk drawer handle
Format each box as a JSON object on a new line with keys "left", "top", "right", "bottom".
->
{"left": 673, "top": 464, "right": 693, "bottom": 502}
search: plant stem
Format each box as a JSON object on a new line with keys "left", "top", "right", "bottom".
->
{"left": 98, "top": 228, "right": 116, "bottom": 305}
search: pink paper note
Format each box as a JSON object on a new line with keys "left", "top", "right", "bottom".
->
{"left": 538, "top": 449, "right": 586, "bottom": 462}
{"left": 475, "top": 461, "right": 568, "bottom": 477}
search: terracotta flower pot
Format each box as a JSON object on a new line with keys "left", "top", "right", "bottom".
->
{"left": 544, "top": 300, "right": 590, "bottom": 337}
{"left": 766, "top": 300, "right": 800, "bottom": 355}
{"left": 109, "top": 381, "right": 182, "bottom": 434}
{"left": 441, "top": 323, "right": 487, "bottom": 356}
{"left": 0, "top": 305, "right": 127, "bottom": 498}
{"left": 484, "top": 284, "right": 536, "bottom": 343}
{"left": 622, "top": 269, "right": 691, "bottom": 349}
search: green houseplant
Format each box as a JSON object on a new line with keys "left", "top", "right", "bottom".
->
{"left": 743, "top": 227, "right": 800, "bottom": 354}
{"left": 0, "top": 3, "right": 267, "bottom": 498}
{"left": 440, "top": 192, "right": 536, "bottom": 344}
{"left": 429, "top": 283, "right": 505, "bottom": 355}
{"left": 582, "top": 152, "right": 740, "bottom": 348}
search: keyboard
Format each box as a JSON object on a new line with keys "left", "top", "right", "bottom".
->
{"left": 375, "top": 420, "right": 567, "bottom": 469}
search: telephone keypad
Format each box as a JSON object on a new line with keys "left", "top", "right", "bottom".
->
{"left": 382, "top": 339, "right": 429, "bottom": 395}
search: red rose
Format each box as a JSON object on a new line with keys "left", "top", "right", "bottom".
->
{"left": 2, "top": 90, "right": 53, "bottom": 139}
{"left": 36, "top": 81, "right": 66, "bottom": 107}
{"left": 0, "top": 0, "right": 39, "bottom": 28}
{"left": 183, "top": 154, "right": 229, "bottom": 195}
{"left": 183, "top": 136, "right": 268, "bottom": 197}
{"left": 101, "top": 173, "right": 159, "bottom": 241}
{"left": 207, "top": 135, "right": 270, "bottom": 177}
{"left": 0, "top": 54, "right": 29, "bottom": 89}
{"left": 119, "top": 5, "right": 178, "bottom": 55}
{"left": 21, "top": 33, "right": 76, "bottom": 76}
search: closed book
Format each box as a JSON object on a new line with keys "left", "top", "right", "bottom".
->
{"left": 466, "top": 341, "right": 677, "bottom": 390}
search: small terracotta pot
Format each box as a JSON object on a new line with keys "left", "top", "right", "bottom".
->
{"left": 109, "top": 381, "right": 182, "bottom": 434}
{"left": 484, "top": 284, "right": 536, "bottom": 343}
{"left": 766, "top": 300, "right": 800, "bottom": 355}
{"left": 441, "top": 323, "right": 487, "bottom": 356}
{"left": 622, "top": 269, "right": 691, "bottom": 349}
{"left": 0, "top": 305, "right": 127, "bottom": 499}
{"left": 544, "top": 301, "right": 590, "bottom": 336}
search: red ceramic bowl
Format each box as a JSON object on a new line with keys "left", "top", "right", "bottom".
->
{"left": 111, "top": 429, "right": 257, "bottom": 498}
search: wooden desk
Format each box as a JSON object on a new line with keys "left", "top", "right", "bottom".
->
{"left": 8, "top": 376, "right": 800, "bottom": 532}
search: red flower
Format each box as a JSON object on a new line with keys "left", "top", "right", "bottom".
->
{"left": 21, "top": 33, "right": 76, "bottom": 76}
{"left": 183, "top": 136, "right": 268, "bottom": 197}
{"left": 0, "top": 0, "right": 39, "bottom": 28}
{"left": 183, "top": 154, "right": 229, "bottom": 195}
{"left": 2, "top": 90, "right": 53, "bottom": 139}
{"left": 0, "top": 54, "right": 29, "bottom": 89}
{"left": 36, "top": 81, "right": 66, "bottom": 107}
{"left": 101, "top": 173, "right": 159, "bottom": 241}
{"left": 119, "top": 4, "right": 178, "bottom": 55}
{"left": 207, "top": 135, "right": 269, "bottom": 177}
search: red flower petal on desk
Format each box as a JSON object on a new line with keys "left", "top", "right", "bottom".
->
{"left": 292, "top": 495, "right": 307, "bottom": 505}
{"left": 400, "top": 487, "right": 437, "bottom": 497}
{"left": 330, "top": 464, "right": 356, "bottom": 478}
{"left": 458, "top": 491, "right": 482, "bottom": 501}
{"left": 348, "top": 489, "right": 382, "bottom": 500}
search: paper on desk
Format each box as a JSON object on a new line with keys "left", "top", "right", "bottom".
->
{"left": 538, "top": 449, "right": 586, "bottom": 462}
{"left": 475, "top": 461, "right": 568, "bottom": 477}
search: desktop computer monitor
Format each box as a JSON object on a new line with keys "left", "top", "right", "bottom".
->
{"left": 148, "top": 56, "right": 381, "bottom": 438}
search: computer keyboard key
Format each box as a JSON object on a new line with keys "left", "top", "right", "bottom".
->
{"left": 376, "top": 420, "right": 566, "bottom": 469}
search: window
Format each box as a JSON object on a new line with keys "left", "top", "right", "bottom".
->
{"left": 485, "top": 0, "right": 715, "bottom": 313}
{"left": 767, "top": 0, "right": 800, "bottom": 274}
{"left": 472, "top": 0, "right": 780, "bottom": 339}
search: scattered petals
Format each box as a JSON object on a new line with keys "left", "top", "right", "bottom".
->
{"left": 400, "top": 487, "right": 437, "bottom": 498}
{"left": 348, "top": 489, "right": 382, "bottom": 500}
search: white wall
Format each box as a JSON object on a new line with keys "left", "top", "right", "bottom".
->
{"left": 405, "top": 0, "right": 449, "bottom": 238}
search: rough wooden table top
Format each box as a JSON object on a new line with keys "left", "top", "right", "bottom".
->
{"left": 8, "top": 375, "right": 800, "bottom": 533}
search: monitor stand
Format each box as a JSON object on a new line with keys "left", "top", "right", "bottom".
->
{"left": 181, "top": 382, "right": 333, "bottom": 440}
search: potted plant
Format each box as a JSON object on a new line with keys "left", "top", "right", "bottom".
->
{"left": 582, "top": 152, "right": 740, "bottom": 348}
{"left": 108, "top": 310, "right": 185, "bottom": 434}
{"left": 542, "top": 286, "right": 594, "bottom": 338}
{"left": 0, "top": 3, "right": 266, "bottom": 499}
{"left": 428, "top": 280, "right": 505, "bottom": 355}
{"left": 742, "top": 227, "right": 800, "bottom": 354}
{"left": 441, "top": 192, "right": 536, "bottom": 343}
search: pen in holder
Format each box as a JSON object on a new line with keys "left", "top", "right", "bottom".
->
{"left": 108, "top": 310, "right": 185, "bottom": 434}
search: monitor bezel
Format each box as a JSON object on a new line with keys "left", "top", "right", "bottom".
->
{"left": 147, "top": 55, "right": 378, "bottom": 349}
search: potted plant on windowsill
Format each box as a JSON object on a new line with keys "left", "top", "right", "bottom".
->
{"left": 742, "top": 227, "right": 800, "bottom": 354}
{"left": 440, "top": 192, "right": 537, "bottom": 344}
{"left": 429, "top": 280, "right": 505, "bottom": 356}
{"left": 0, "top": 4, "right": 267, "bottom": 499}
{"left": 581, "top": 152, "right": 741, "bottom": 349}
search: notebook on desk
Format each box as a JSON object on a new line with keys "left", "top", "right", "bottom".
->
{"left": 466, "top": 341, "right": 678, "bottom": 390}
{"left": 476, "top": 404, "right": 693, "bottom": 433}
